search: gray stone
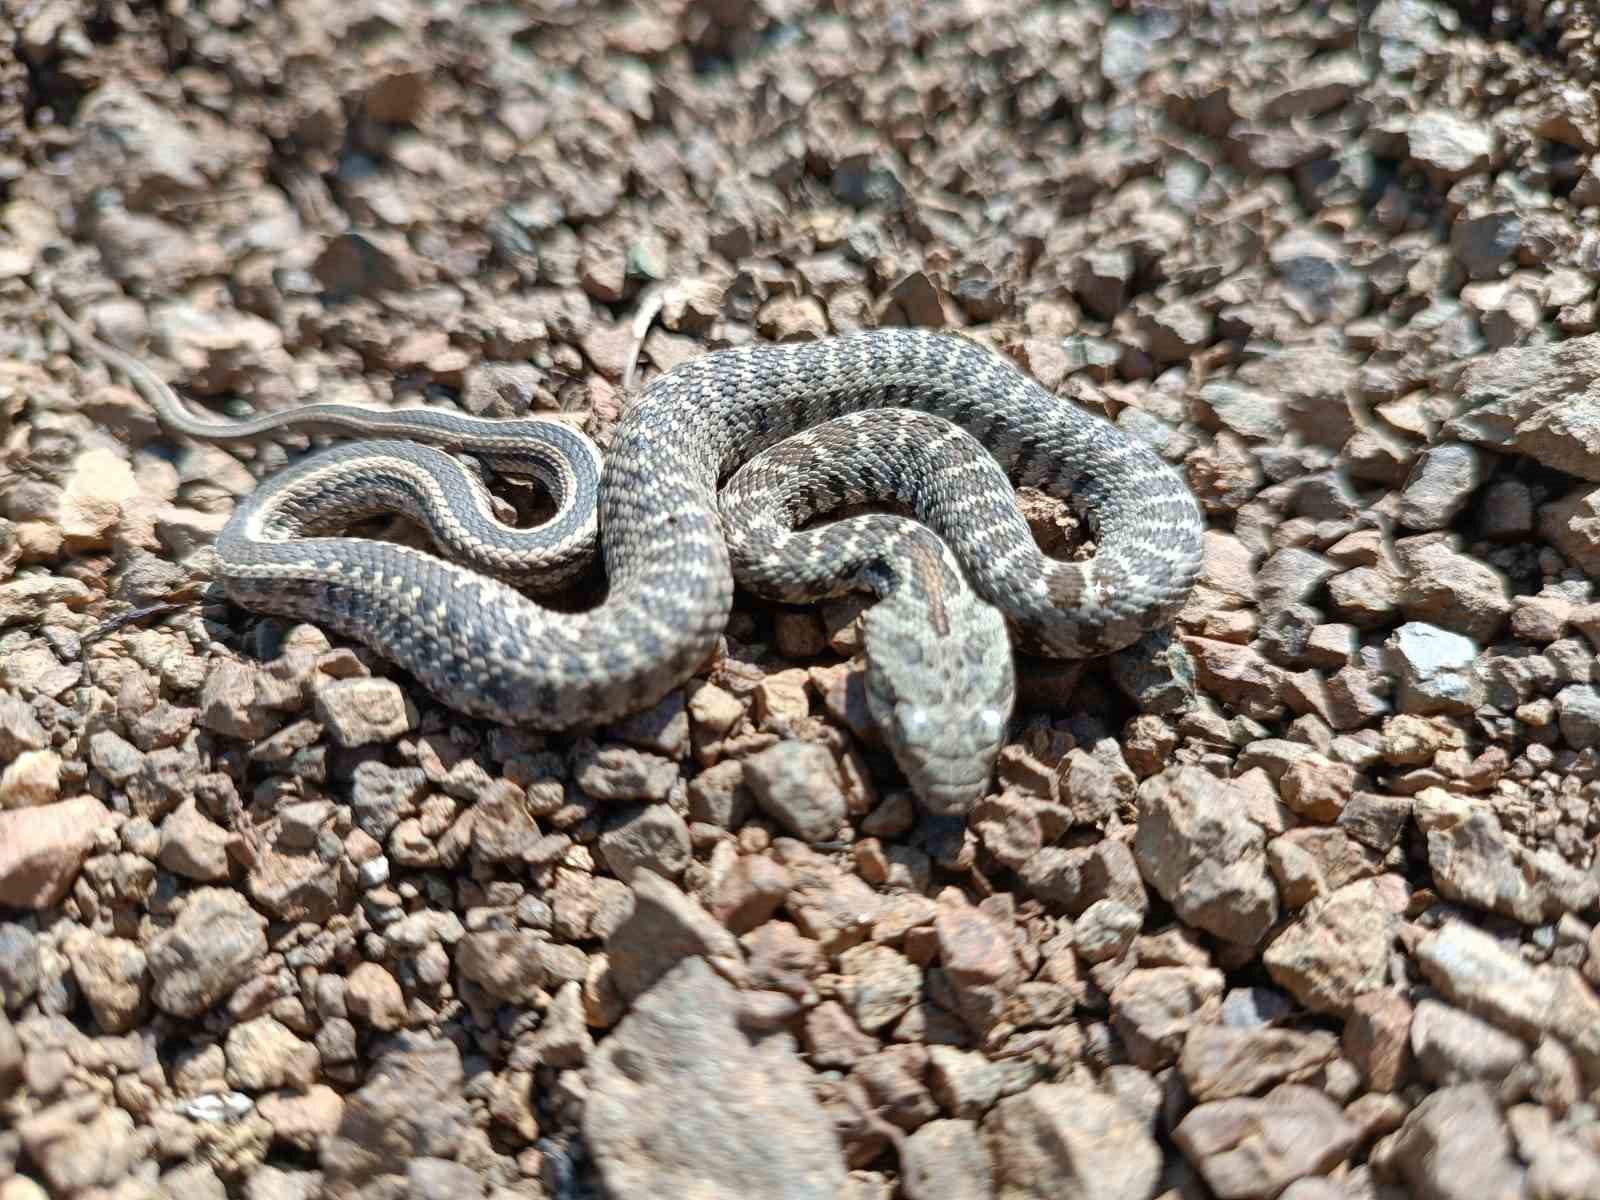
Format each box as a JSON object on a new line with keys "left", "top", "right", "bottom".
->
{"left": 586, "top": 957, "right": 847, "bottom": 1200}
{"left": 743, "top": 741, "right": 847, "bottom": 842}
{"left": 1410, "top": 998, "right": 1528, "bottom": 1085}
{"left": 0, "top": 922, "right": 40, "bottom": 1009}
{"left": 1397, "top": 445, "right": 1486, "bottom": 530}
{"left": 604, "top": 870, "right": 743, "bottom": 1004}
{"left": 1446, "top": 331, "right": 1600, "bottom": 482}
{"left": 1386, "top": 622, "right": 1484, "bottom": 715}
{"left": 598, "top": 803, "right": 693, "bottom": 882}
{"left": 147, "top": 887, "right": 268, "bottom": 1017}
{"left": 1555, "top": 684, "right": 1600, "bottom": 749}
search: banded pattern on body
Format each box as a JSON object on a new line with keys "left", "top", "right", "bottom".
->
{"left": 52, "top": 305, "right": 1205, "bottom": 808}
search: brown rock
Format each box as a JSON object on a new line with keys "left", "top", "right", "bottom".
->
{"left": 1179, "top": 1024, "right": 1340, "bottom": 1101}
{"left": 902, "top": 1119, "right": 993, "bottom": 1200}
{"left": 1134, "top": 767, "right": 1280, "bottom": 948}
{"left": 1342, "top": 990, "right": 1412, "bottom": 1092}
{"left": 1388, "top": 1084, "right": 1527, "bottom": 1200}
{"left": 346, "top": 963, "right": 407, "bottom": 1031}
{"left": 1262, "top": 877, "right": 1401, "bottom": 1015}
{"left": 604, "top": 870, "right": 744, "bottom": 1004}
{"left": 0, "top": 794, "right": 114, "bottom": 908}
{"left": 1175, "top": 1083, "right": 1361, "bottom": 1200}
{"left": 984, "top": 1083, "right": 1160, "bottom": 1200}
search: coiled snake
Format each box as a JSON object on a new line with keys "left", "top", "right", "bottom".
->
{"left": 50, "top": 304, "right": 1204, "bottom": 813}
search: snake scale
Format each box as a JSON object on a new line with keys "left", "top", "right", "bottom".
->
{"left": 50, "top": 304, "right": 1205, "bottom": 813}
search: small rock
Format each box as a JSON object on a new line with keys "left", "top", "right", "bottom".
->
{"left": 743, "top": 742, "right": 847, "bottom": 843}
{"left": 1386, "top": 622, "right": 1484, "bottom": 716}
{"left": 457, "top": 930, "right": 581, "bottom": 1005}
{"left": 0, "top": 923, "right": 40, "bottom": 1008}
{"left": 0, "top": 749, "right": 61, "bottom": 808}
{"left": 313, "top": 678, "right": 415, "bottom": 747}
{"left": 1411, "top": 998, "right": 1528, "bottom": 1084}
{"left": 0, "top": 694, "right": 49, "bottom": 761}
{"left": 1397, "top": 445, "right": 1485, "bottom": 530}
{"left": 0, "top": 794, "right": 114, "bottom": 908}
{"left": 1179, "top": 1025, "right": 1340, "bottom": 1101}
{"left": 1399, "top": 540, "right": 1510, "bottom": 642}
{"left": 147, "top": 887, "right": 269, "bottom": 1017}
{"left": 604, "top": 870, "right": 743, "bottom": 1004}
{"left": 983, "top": 1083, "right": 1161, "bottom": 1200}
{"left": 1416, "top": 789, "right": 1598, "bottom": 924}
{"left": 1556, "top": 684, "right": 1600, "bottom": 750}
{"left": 1447, "top": 334, "right": 1600, "bottom": 482}
{"left": 573, "top": 744, "right": 679, "bottom": 802}
{"left": 1404, "top": 109, "right": 1493, "bottom": 182}
{"left": 159, "top": 798, "right": 234, "bottom": 881}
{"left": 1542, "top": 485, "right": 1600, "bottom": 576}
{"left": 1342, "top": 990, "right": 1413, "bottom": 1092}
{"left": 598, "top": 803, "right": 693, "bottom": 882}
{"left": 1389, "top": 1084, "right": 1528, "bottom": 1200}
{"left": 225, "top": 1015, "right": 320, "bottom": 1091}
{"left": 1134, "top": 767, "right": 1279, "bottom": 948}
{"left": 1262, "top": 877, "right": 1398, "bottom": 1015}
{"left": 345, "top": 963, "right": 406, "bottom": 1031}
{"left": 902, "top": 1119, "right": 993, "bottom": 1200}
{"left": 66, "top": 931, "right": 147, "bottom": 1034}
{"left": 1175, "top": 1083, "right": 1361, "bottom": 1200}
{"left": 585, "top": 957, "right": 847, "bottom": 1200}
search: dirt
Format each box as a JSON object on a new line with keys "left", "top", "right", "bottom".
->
{"left": 3, "top": 1, "right": 1600, "bottom": 1198}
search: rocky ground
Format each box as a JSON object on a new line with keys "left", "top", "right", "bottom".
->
{"left": 2, "top": 0, "right": 1600, "bottom": 1197}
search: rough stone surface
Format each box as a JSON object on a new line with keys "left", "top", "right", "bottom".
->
{"left": 983, "top": 1083, "right": 1161, "bottom": 1200}
{"left": 585, "top": 957, "right": 848, "bottom": 1200}
{"left": 147, "top": 887, "right": 269, "bottom": 1017}
{"left": 1134, "top": 767, "right": 1279, "bottom": 948}
{"left": 0, "top": 795, "right": 114, "bottom": 909}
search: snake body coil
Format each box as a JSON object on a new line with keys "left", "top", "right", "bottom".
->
{"left": 52, "top": 307, "right": 1205, "bottom": 809}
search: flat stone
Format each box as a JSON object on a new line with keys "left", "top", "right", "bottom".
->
{"left": 743, "top": 741, "right": 847, "bottom": 842}
{"left": 313, "top": 678, "right": 415, "bottom": 747}
{"left": 1415, "top": 789, "right": 1598, "bottom": 924}
{"left": 1174, "top": 1083, "right": 1361, "bottom": 1200}
{"left": 1411, "top": 998, "right": 1528, "bottom": 1084}
{"left": 1389, "top": 1084, "right": 1527, "bottom": 1200}
{"left": 1179, "top": 1025, "right": 1340, "bottom": 1101}
{"left": 902, "top": 1119, "right": 993, "bottom": 1200}
{"left": 1445, "top": 333, "right": 1600, "bottom": 482}
{"left": 604, "top": 870, "right": 743, "bottom": 1004}
{"left": 1386, "top": 622, "right": 1484, "bottom": 716}
{"left": 1262, "top": 877, "right": 1400, "bottom": 1015}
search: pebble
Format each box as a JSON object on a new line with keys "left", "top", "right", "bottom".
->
{"left": 742, "top": 742, "right": 847, "bottom": 843}
{"left": 313, "top": 678, "right": 415, "bottom": 747}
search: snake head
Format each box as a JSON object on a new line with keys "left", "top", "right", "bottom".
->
{"left": 859, "top": 540, "right": 1016, "bottom": 817}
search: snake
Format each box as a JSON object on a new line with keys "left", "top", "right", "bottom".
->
{"left": 49, "top": 303, "right": 1205, "bottom": 813}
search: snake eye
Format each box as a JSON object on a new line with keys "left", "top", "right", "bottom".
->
{"left": 976, "top": 707, "right": 1006, "bottom": 742}
{"left": 898, "top": 706, "right": 930, "bottom": 741}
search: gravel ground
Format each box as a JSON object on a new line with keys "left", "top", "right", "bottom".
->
{"left": 3, "top": 0, "right": 1600, "bottom": 1197}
